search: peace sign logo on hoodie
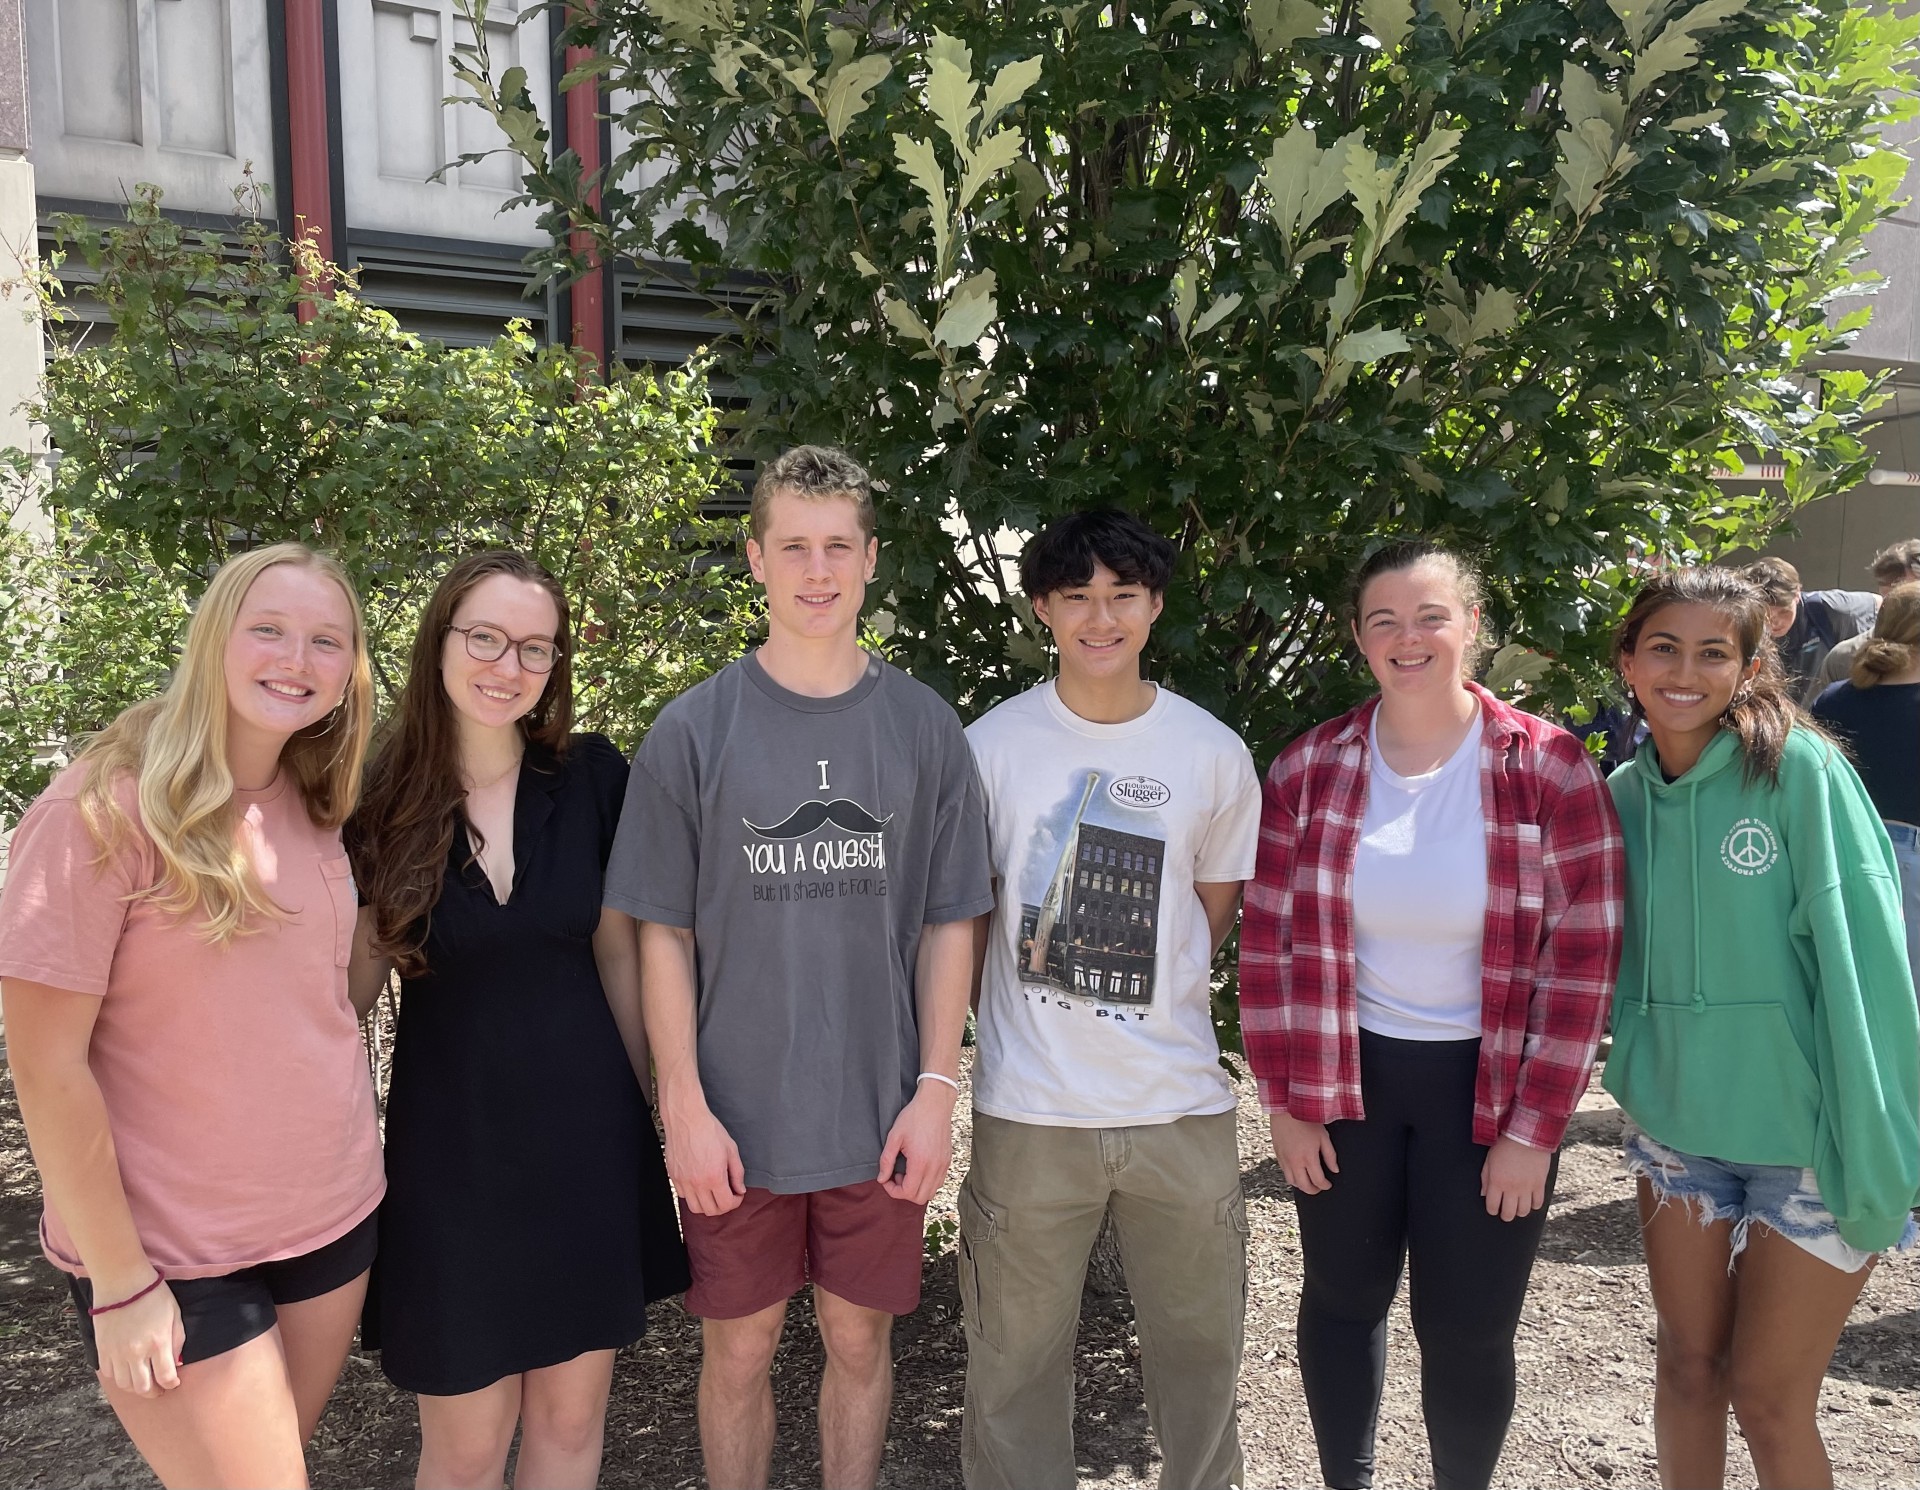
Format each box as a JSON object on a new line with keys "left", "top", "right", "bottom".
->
{"left": 1721, "top": 817, "right": 1780, "bottom": 877}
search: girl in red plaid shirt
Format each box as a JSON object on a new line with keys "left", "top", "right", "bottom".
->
{"left": 1239, "top": 540, "right": 1625, "bottom": 1490}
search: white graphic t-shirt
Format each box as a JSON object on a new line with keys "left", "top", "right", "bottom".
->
{"left": 966, "top": 681, "right": 1262, "bottom": 1126}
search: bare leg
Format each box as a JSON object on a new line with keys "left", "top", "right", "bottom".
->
{"left": 813, "top": 1286, "right": 894, "bottom": 1490}
{"left": 514, "top": 1350, "right": 618, "bottom": 1490}
{"left": 1637, "top": 1179, "right": 1738, "bottom": 1489}
{"left": 699, "top": 1301, "right": 788, "bottom": 1490}
{"left": 275, "top": 1269, "right": 371, "bottom": 1443}
{"left": 416, "top": 1375, "right": 522, "bottom": 1490}
{"left": 102, "top": 1327, "right": 307, "bottom": 1490}
{"left": 1726, "top": 1225, "right": 1874, "bottom": 1490}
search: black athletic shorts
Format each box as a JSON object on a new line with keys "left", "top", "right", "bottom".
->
{"left": 66, "top": 1208, "right": 377, "bottom": 1371}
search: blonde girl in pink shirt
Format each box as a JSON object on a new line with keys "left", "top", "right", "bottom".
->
{"left": 0, "top": 542, "right": 385, "bottom": 1489}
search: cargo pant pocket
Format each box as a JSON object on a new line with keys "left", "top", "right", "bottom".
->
{"left": 957, "top": 1178, "right": 1002, "bottom": 1353}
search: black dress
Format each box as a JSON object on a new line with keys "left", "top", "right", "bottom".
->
{"left": 362, "top": 733, "right": 689, "bottom": 1395}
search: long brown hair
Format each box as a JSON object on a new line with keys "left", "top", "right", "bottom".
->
{"left": 1852, "top": 581, "right": 1920, "bottom": 688}
{"left": 348, "top": 552, "right": 574, "bottom": 975}
{"left": 1613, "top": 567, "right": 1805, "bottom": 784}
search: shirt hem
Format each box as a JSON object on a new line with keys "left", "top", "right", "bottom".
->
{"left": 744, "top": 1163, "right": 889, "bottom": 1195}
{"left": 41, "top": 1180, "right": 387, "bottom": 1281}
{"left": 0, "top": 958, "right": 109, "bottom": 997}
{"left": 603, "top": 893, "right": 695, "bottom": 929}
{"left": 971, "top": 1095, "right": 1238, "bottom": 1128}
{"left": 925, "top": 894, "right": 998, "bottom": 924}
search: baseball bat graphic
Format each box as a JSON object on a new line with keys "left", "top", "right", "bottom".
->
{"left": 1029, "top": 771, "right": 1101, "bottom": 976}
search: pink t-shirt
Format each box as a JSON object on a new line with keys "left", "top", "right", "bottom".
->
{"left": 0, "top": 764, "right": 384, "bottom": 1279}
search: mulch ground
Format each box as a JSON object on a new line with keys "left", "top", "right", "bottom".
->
{"left": 2, "top": 1056, "right": 1916, "bottom": 1488}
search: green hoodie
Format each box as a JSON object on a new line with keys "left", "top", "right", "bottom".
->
{"left": 1604, "top": 726, "right": 1920, "bottom": 1252}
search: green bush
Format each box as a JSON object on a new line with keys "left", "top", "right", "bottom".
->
{"left": 1, "top": 188, "right": 756, "bottom": 817}
{"left": 465, "top": 0, "right": 1912, "bottom": 756}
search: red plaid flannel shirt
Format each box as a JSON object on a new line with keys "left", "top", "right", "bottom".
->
{"left": 1238, "top": 682, "right": 1625, "bottom": 1149}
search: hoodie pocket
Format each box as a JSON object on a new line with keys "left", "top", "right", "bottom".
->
{"left": 1613, "top": 1001, "right": 1820, "bottom": 1164}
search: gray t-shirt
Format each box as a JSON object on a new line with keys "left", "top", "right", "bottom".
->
{"left": 606, "top": 650, "right": 994, "bottom": 1193}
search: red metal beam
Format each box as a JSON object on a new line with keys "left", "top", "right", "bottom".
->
{"left": 564, "top": 42, "right": 608, "bottom": 372}
{"left": 283, "top": 0, "right": 335, "bottom": 313}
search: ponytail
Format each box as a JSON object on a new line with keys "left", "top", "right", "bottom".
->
{"left": 1849, "top": 582, "right": 1920, "bottom": 689}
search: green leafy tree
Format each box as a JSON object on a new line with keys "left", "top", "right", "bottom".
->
{"left": 2, "top": 189, "right": 755, "bottom": 816}
{"left": 462, "top": 0, "right": 1913, "bottom": 756}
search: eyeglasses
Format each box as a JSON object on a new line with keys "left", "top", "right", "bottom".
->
{"left": 447, "top": 624, "right": 562, "bottom": 674}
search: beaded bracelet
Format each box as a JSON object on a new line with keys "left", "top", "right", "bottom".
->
{"left": 87, "top": 1270, "right": 165, "bottom": 1317}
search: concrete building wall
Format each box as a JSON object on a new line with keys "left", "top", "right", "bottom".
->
{"left": 24, "top": 0, "right": 278, "bottom": 217}
{"left": 1, "top": 0, "right": 46, "bottom": 504}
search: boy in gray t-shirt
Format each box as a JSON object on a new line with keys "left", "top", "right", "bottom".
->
{"left": 605, "top": 446, "right": 991, "bottom": 1490}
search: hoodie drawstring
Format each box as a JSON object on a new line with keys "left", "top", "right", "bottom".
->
{"left": 1689, "top": 787, "right": 1705, "bottom": 1012}
{"left": 1639, "top": 789, "right": 1655, "bottom": 1013}
{"left": 1636, "top": 773, "right": 1707, "bottom": 1013}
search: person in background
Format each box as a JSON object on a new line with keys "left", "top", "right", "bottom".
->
{"left": 1812, "top": 539, "right": 1920, "bottom": 693}
{"left": 960, "top": 509, "right": 1261, "bottom": 1490}
{"left": 1607, "top": 567, "right": 1918, "bottom": 1490}
{"left": 605, "top": 446, "right": 993, "bottom": 1490}
{"left": 1741, "top": 555, "right": 1879, "bottom": 705}
{"left": 1240, "top": 539, "right": 1624, "bottom": 1490}
{"left": 0, "top": 543, "right": 383, "bottom": 1489}
{"left": 1811, "top": 580, "right": 1920, "bottom": 994}
{"left": 346, "top": 551, "right": 687, "bottom": 1490}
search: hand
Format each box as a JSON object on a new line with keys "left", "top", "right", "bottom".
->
{"left": 1270, "top": 1110, "right": 1338, "bottom": 1194}
{"left": 662, "top": 1099, "right": 746, "bottom": 1216}
{"left": 91, "top": 1275, "right": 184, "bottom": 1397}
{"left": 878, "top": 1082, "right": 957, "bottom": 1205}
{"left": 1481, "top": 1136, "right": 1552, "bottom": 1221}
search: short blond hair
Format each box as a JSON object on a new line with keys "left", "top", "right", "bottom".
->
{"left": 749, "top": 445, "right": 875, "bottom": 543}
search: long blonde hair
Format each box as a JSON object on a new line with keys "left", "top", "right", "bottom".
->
{"left": 76, "top": 543, "right": 375, "bottom": 940}
{"left": 1851, "top": 581, "right": 1920, "bottom": 688}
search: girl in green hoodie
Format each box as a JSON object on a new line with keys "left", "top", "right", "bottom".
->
{"left": 1607, "top": 566, "right": 1919, "bottom": 1490}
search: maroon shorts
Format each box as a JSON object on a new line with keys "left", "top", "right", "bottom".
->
{"left": 680, "top": 1181, "right": 926, "bottom": 1319}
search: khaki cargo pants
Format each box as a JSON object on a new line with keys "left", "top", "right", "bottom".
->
{"left": 958, "top": 1110, "right": 1248, "bottom": 1490}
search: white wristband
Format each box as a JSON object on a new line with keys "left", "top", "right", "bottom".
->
{"left": 917, "top": 1071, "right": 960, "bottom": 1092}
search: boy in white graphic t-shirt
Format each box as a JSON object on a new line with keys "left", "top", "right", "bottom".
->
{"left": 960, "top": 510, "right": 1261, "bottom": 1490}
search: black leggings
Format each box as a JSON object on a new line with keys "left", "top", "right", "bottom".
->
{"left": 1293, "top": 1030, "right": 1558, "bottom": 1490}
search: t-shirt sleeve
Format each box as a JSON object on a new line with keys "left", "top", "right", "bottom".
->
{"left": 924, "top": 712, "right": 996, "bottom": 924}
{"left": 1195, "top": 738, "right": 1263, "bottom": 883}
{"left": 0, "top": 792, "right": 140, "bottom": 997}
{"left": 603, "top": 725, "right": 700, "bottom": 928}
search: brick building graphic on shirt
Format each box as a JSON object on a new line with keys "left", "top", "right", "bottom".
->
{"left": 1019, "top": 815, "right": 1164, "bottom": 1007}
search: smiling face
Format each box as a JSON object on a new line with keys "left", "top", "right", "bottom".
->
{"left": 1032, "top": 561, "right": 1163, "bottom": 687}
{"left": 440, "top": 572, "right": 560, "bottom": 732}
{"left": 1618, "top": 600, "right": 1758, "bottom": 748}
{"left": 745, "top": 488, "right": 877, "bottom": 644}
{"left": 223, "top": 563, "right": 357, "bottom": 752}
{"left": 1353, "top": 558, "right": 1480, "bottom": 700}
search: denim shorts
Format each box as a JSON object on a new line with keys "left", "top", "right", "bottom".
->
{"left": 1623, "top": 1124, "right": 1918, "bottom": 1274}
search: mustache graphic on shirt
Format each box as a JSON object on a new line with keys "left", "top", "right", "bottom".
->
{"left": 743, "top": 799, "right": 893, "bottom": 839}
